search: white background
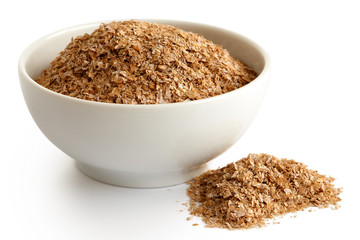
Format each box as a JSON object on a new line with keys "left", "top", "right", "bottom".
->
{"left": 1, "top": 0, "right": 359, "bottom": 239}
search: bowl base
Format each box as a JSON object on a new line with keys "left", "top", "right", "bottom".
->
{"left": 75, "top": 160, "right": 209, "bottom": 188}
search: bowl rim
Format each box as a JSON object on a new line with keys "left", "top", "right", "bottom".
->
{"left": 18, "top": 19, "right": 271, "bottom": 109}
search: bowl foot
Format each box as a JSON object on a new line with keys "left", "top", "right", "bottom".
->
{"left": 75, "top": 160, "right": 209, "bottom": 188}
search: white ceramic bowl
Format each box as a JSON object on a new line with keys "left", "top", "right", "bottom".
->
{"left": 19, "top": 20, "right": 270, "bottom": 188}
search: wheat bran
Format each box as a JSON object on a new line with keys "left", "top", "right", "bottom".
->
{"left": 35, "top": 20, "right": 257, "bottom": 104}
{"left": 187, "top": 153, "right": 342, "bottom": 230}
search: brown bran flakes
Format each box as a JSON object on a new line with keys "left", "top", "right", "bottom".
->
{"left": 35, "top": 20, "right": 257, "bottom": 104}
{"left": 187, "top": 153, "right": 342, "bottom": 230}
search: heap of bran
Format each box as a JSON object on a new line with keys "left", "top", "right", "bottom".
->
{"left": 35, "top": 20, "right": 257, "bottom": 104}
{"left": 187, "top": 153, "right": 342, "bottom": 229}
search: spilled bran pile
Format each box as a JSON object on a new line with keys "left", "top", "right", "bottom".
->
{"left": 35, "top": 20, "right": 257, "bottom": 104}
{"left": 187, "top": 153, "right": 342, "bottom": 230}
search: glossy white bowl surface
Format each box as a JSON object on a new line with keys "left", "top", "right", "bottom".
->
{"left": 19, "top": 20, "right": 270, "bottom": 187}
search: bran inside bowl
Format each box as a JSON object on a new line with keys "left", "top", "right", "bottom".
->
{"left": 35, "top": 20, "right": 257, "bottom": 104}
